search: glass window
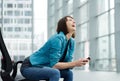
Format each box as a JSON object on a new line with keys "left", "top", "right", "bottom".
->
{"left": 24, "top": 11, "right": 32, "bottom": 16}
{"left": 95, "top": 59, "right": 110, "bottom": 71}
{"left": 17, "top": 19, "right": 23, "bottom": 24}
{"left": 68, "top": 0, "right": 73, "bottom": 14}
{"left": 51, "top": 5, "right": 55, "bottom": 16}
{"left": 51, "top": 17, "right": 55, "bottom": 27}
{"left": 14, "top": 10, "right": 21, "bottom": 16}
{"left": 7, "top": 27, "right": 13, "bottom": 32}
{"left": 97, "top": 0, "right": 108, "bottom": 14}
{"left": 13, "top": 43, "right": 18, "bottom": 50}
{"left": 98, "top": 36, "right": 109, "bottom": 59}
{"left": 7, "top": 11, "right": 13, "bottom": 16}
{"left": 110, "top": 35, "right": 115, "bottom": 58}
{"left": 96, "top": 36, "right": 110, "bottom": 71}
{"left": 24, "top": 19, "right": 30, "bottom": 24}
{"left": 14, "top": 34, "right": 20, "bottom": 38}
{"left": 58, "top": 9, "right": 62, "bottom": 20}
{"left": 4, "top": 11, "right": 7, "bottom": 15}
{"left": 19, "top": 55, "right": 25, "bottom": 61}
{"left": 7, "top": 3, "right": 13, "bottom": 8}
{"left": 27, "top": 27, "right": 32, "bottom": 32}
{"left": 0, "top": 18, "right": 2, "bottom": 23}
{"left": 80, "top": 0, "right": 88, "bottom": 4}
{"left": 0, "top": 4, "right": 1, "bottom": 8}
{"left": 98, "top": 13, "right": 108, "bottom": 36}
{"left": 4, "top": 27, "right": 7, "bottom": 31}
{"left": 58, "top": 0, "right": 62, "bottom": 8}
{"left": 84, "top": 41, "right": 89, "bottom": 57}
{"left": 80, "top": 4, "right": 88, "bottom": 24}
{"left": 79, "top": 41, "right": 89, "bottom": 58}
{"left": 50, "top": 0, "right": 55, "bottom": 4}
{"left": 13, "top": 55, "right": 18, "bottom": 62}
{"left": 17, "top": 4, "right": 23, "bottom": 8}
{"left": 15, "top": 27, "right": 22, "bottom": 32}
{"left": 19, "top": 43, "right": 28, "bottom": 50}
{"left": 80, "top": 43, "right": 85, "bottom": 58}
{"left": 110, "top": 0, "right": 114, "bottom": 9}
{"left": 30, "top": 4, "right": 32, "bottom": 8}
{"left": 4, "top": 18, "right": 10, "bottom": 23}
{"left": 109, "top": 34, "right": 116, "bottom": 71}
{"left": 80, "top": 23, "right": 88, "bottom": 41}
{"left": 14, "top": 4, "right": 17, "bottom": 8}
{"left": 110, "top": 9, "right": 115, "bottom": 33}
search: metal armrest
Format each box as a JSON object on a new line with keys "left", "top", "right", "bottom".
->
{"left": 12, "top": 61, "right": 23, "bottom": 79}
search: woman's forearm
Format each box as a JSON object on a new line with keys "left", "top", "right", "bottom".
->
{"left": 53, "top": 58, "right": 89, "bottom": 69}
{"left": 53, "top": 62, "right": 76, "bottom": 69}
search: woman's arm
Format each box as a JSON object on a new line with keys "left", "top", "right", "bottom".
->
{"left": 53, "top": 58, "right": 89, "bottom": 69}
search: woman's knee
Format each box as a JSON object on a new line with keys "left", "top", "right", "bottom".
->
{"left": 62, "top": 69, "right": 73, "bottom": 78}
{"left": 52, "top": 69, "right": 60, "bottom": 78}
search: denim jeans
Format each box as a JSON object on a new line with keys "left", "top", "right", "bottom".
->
{"left": 20, "top": 57, "right": 73, "bottom": 81}
{"left": 21, "top": 67, "right": 73, "bottom": 81}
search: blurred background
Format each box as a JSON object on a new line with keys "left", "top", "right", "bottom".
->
{"left": 0, "top": 0, "right": 120, "bottom": 81}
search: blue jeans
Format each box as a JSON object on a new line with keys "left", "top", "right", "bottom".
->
{"left": 20, "top": 67, "right": 73, "bottom": 81}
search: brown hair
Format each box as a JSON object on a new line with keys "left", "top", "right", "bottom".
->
{"left": 56, "top": 16, "right": 75, "bottom": 38}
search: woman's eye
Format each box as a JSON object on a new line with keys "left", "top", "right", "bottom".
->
{"left": 69, "top": 19, "right": 72, "bottom": 21}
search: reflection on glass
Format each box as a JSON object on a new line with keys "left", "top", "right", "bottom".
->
{"left": 98, "top": 13, "right": 108, "bottom": 36}
{"left": 80, "top": 4, "right": 88, "bottom": 24}
{"left": 97, "top": 0, "right": 108, "bottom": 14}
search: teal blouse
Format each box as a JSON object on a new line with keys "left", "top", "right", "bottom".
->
{"left": 29, "top": 32, "right": 75, "bottom": 67}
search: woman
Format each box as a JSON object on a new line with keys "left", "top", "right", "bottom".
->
{"left": 20, "top": 16, "right": 89, "bottom": 81}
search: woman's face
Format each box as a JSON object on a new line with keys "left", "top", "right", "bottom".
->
{"left": 66, "top": 17, "right": 76, "bottom": 33}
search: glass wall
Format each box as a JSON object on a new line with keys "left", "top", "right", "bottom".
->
{"left": 47, "top": 0, "right": 118, "bottom": 72}
{"left": 95, "top": 0, "right": 115, "bottom": 71}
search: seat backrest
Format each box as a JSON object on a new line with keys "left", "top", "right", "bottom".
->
{"left": 0, "top": 29, "right": 13, "bottom": 73}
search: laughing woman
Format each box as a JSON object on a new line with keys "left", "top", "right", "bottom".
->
{"left": 20, "top": 16, "right": 89, "bottom": 81}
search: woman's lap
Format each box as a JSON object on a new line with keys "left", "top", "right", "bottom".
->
{"left": 21, "top": 67, "right": 73, "bottom": 81}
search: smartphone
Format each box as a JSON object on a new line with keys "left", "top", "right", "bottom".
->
{"left": 87, "top": 57, "right": 91, "bottom": 60}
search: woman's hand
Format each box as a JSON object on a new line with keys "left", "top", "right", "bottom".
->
{"left": 73, "top": 58, "right": 89, "bottom": 67}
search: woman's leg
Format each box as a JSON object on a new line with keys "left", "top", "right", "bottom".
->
{"left": 60, "top": 69, "right": 73, "bottom": 81}
{"left": 21, "top": 67, "right": 60, "bottom": 81}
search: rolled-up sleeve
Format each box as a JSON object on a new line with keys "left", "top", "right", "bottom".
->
{"left": 49, "top": 37, "right": 62, "bottom": 67}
